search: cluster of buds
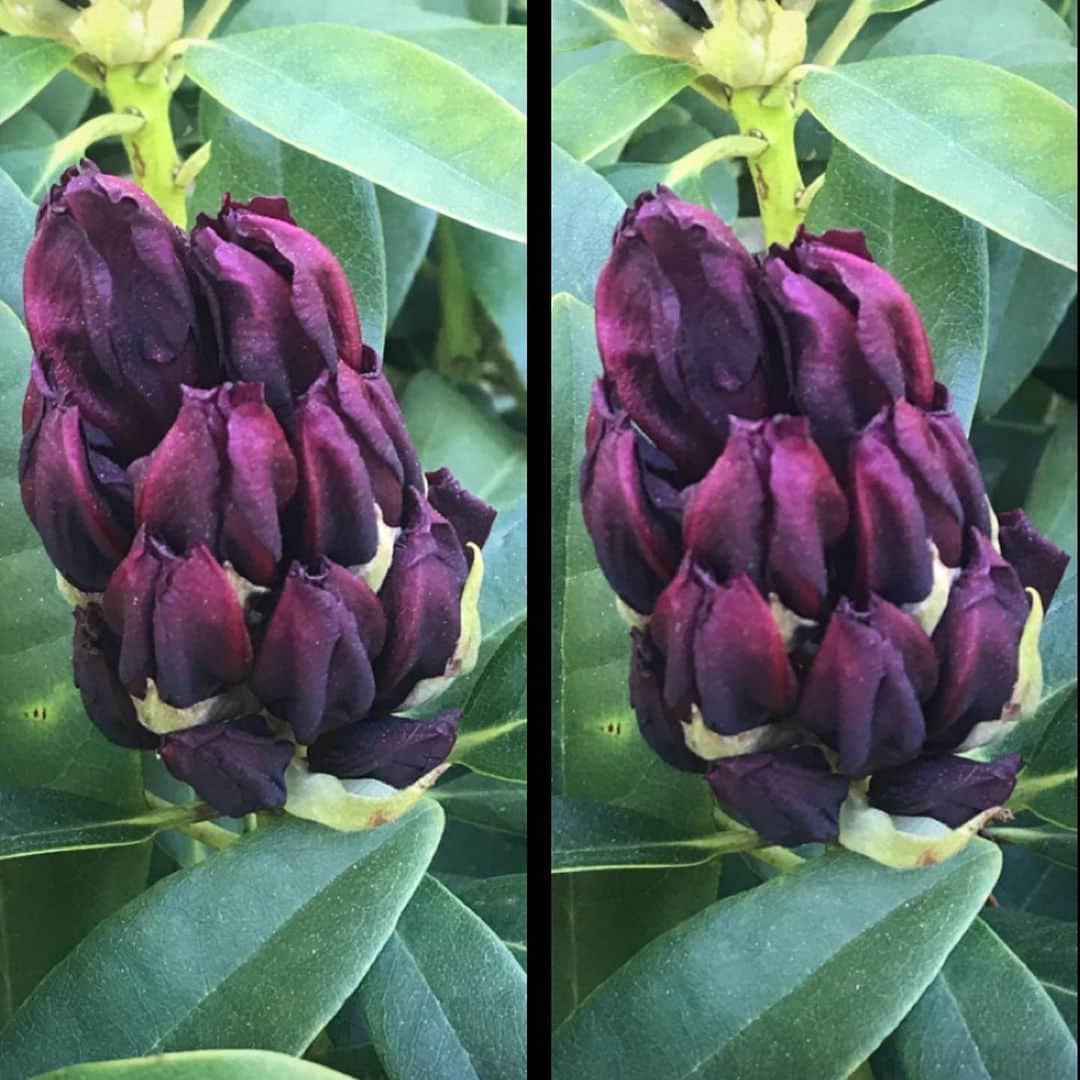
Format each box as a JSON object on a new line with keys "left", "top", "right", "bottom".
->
{"left": 19, "top": 162, "right": 492, "bottom": 824}
{"left": 581, "top": 188, "right": 1068, "bottom": 867}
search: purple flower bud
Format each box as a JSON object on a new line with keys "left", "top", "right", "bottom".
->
{"left": 868, "top": 752, "right": 1022, "bottom": 828}
{"left": 425, "top": 467, "right": 496, "bottom": 553}
{"left": 306, "top": 711, "right": 460, "bottom": 787}
{"left": 683, "top": 413, "right": 847, "bottom": 619}
{"left": 797, "top": 596, "right": 936, "bottom": 777}
{"left": 19, "top": 365, "right": 133, "bottom": 594}
{"left": 131, "top": 383, "right": 297, "bottom": 586}
{"left": 375, "top": 489, "right": 470, "bottom": 711}
{"left": 595, "top": 187, "right": 787, "bottom": 476}
{"left": 159, "top": 716, "right": 294, "bottom": 817}
{"left": 252, "top": 559, "right": 386, "bottom": 745}
{"left": 762, "top": 227, "right": 934, "bottom": 441}
{"left": 706, "top": 746, "right": 850, "bottom": 845}
{"left": 580, "top": 378, "right": 683, "bottom": 616}
{"left": 24, "top": 162, "right": 217, "bottom": 459}
{"left": 997, "top": 508, "right": 1069, "bottom": 612}
{"left": 72, "top": 604, "right": 158, "bottom": 750}
{"left": 849, "top": 395, "right": 991, "bottom": 606}
{"left": 103, "top": 527, "right": 253, "bottom": 710}
{"left": 628, "top": 628, "right": 706, "bottom": 773}
{"left": 649, "top": 557, "right": 798, "bottom": 736}
{"left": 191, "top": 195, "right": 367, "bottom": 416}
{"left": 926, "top": 532, "right": 1031, "bottom": 750}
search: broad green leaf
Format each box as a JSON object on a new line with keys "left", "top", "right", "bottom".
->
{"left": 553, "top": 0, "right": 622, "bottom": 52}
{"left": 550, "top": 145, "right": 624, "bottom": 303}
{"left": 224, "top": 0, "right": 475, "bottom": 33}
{"left": 185, "top": 27, "right": 526, "bottom": 240}
{"left": 377, "top": 188, "right": 437, "bottom": 327}
{"left": 1025, "top": 402, "right": 1078, "bottom": 559}
{"left": 552, "top": 53, "right": 697, "bottom": 162}
{"left": 432, "top": 771, "right": 526, "bottom": 835}
{"left": 307, "top": 1047, "right": 387, "bottom": 1080}
{"left": 31, "top": 1050, "right": 355, "bottom": 1079}
{"left": 552, "top": 842, "right": 1003, "bottom": 1079}
{"left": 193, "top": 99, "right": 388, "bottom": 351}
{"left": 445, "top": 873, "right": 526, "bottom": 968}
{"left": 553, "top": 796, "right": 753, "bottom": 872}
{"left": 0, "top": 807, "right": 443, "bottom": 1077}
{"left": 1011, "top": 687, "right": 1077, "bottom": 829}
{"left": 0, "top": 167, "right": 35, "bottom": 319}
{"left": 995, "top": 837, "right": 1078, "bottom": 921}
{"left": 872, "top": 918, "right": 1075, "bottom": 1078}
{"left": 982, "top": 907, "right": 1077, "bottom": 1036}
{"left": 24, "top": 69, "right": 92, "bottom": 133}
{"left": 353, "top": 875, "right": 526, "bottom": 1080}
{"left": 0, "top": 39, "right": 72, "bottom": 126}
{"left": 454, "top": 618, "right": 526, "bottom": 782}
{"left": 0, "top": 785, "right": 199, "bottom": 861}
{"left": 806, "top": 142, "right": 989, "bottom": 430}
{"left": 800, "top": 57, "right": 1077, "bottom": 270}
{"left": 977, "top": 235, "right": 1077, "bottom": 417}
{"left": 430, "top": 816, "right": 525, "bottom": 880}
{"left": 986, "top": 822, "right": 1077, "bottom": 870}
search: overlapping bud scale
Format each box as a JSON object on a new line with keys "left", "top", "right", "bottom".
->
{"left": 19, "top": 162, "right": 492, "bottom": 822}
{"left": 582, "top": 187, "right": 1068, "bottom": 866}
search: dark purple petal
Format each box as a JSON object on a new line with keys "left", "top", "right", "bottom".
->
{"left": 19, "top": 368, "right": 133, "bottom": 593}
{"left": 72, "top": 604, "right": 158, "bottom": 749}
{"left": 425, "top": 467, "right": 496, "bottom": 552}
{"left": 868, "top": 752, "right": 1022, "bottom": 828}
{"left": 159, "top": 717, "right": 293, "bottom": 816}
{"left": 796, "top": 597, "right": 932, "bottom": 777}
{"left": 580, "top": 378, "right": 683, "bottom": 615}
{"left": 307, "top": 711, "right": 460, "bottom": 787}
{"left": 926, "top": 532, "right": 1031, "bottom": 750}
{"left": 706, "top": 746, "right": 849, "bottom": 845}
{"left": 997, "top": 508, "right": 1070, "bottom": 611}
{"left": 252, "top": 559, "right": 384, "bottom": 744}
{"left": 24, "top": 161, "right": 217, "bottom": 459}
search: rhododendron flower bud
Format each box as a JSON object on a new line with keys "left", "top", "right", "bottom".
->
{"left": 595, "top": 187, "right": 786, "bottom": 476}
{"left": 159, "top": 716, "right": 293, "bottom": 818}
{"left": 24, "top": 162, "right": 216, "bottom": 459}
{"left": 797, "top": 597, "right": 936, "bottom": 777}
{"left": 996, "top": 508, "right": 1069, "bottom": 611}
{"left": 763, "top": 228, "right": 934, "bottom": 441}
{"left": 580, "top": 378, "right": 682, "bottom": 616}
{"left": 131, "top": 383, "right": 297, "bottom": 586}
{"left": 19, "top": 366, "right": 133, "bottom": 595}
{"left": 868, "top": 752, "right": 1022, "bottom": 828}
{"left": 192, "top": 195, "right": 367, "bottom": 416}
{"left": 252, "top": 559, "right": 386, "bottom": 745}
{"left": 425, "top": 467, "right": 497, "bottom": 553}
{"left": 693, "top": 0, "right": 807, "bottom": 91}
{"left": 103, "top": 527, "right": 253, "bottom": 719}
{"left": 682, "top": 413, "right": 847, "bottom": 619}
{"left": 648, "top": 557, "right": 798, "bottom": 738}
{"left": 307, "top": 711, "right": 461, "bottom": 788}
{"left": 707, "top": 747, "right": 849, "bottom": 845}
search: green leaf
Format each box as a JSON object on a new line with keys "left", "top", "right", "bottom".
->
{"left": 995, "top": 837, "right": 1077, "bottom": 920}
{"left": 432, "top": 771, "right": 526, "bottom": 835}
{"left": 987, "top": 822, "right": 1077, "bottom": 869}
{"left": 444, "top": 873, "right": 526, "bottom": 968}
{"left": 454, "top": 618, "right": 526, "bottom": 782}
{"left": 1025, "top": 402, "right": 1078, "bottom": 559}
{"left": 353, "top": 875, "right": 525, "bottom": 1080}
{"left": 0, "top": 167, "right": 35, "bottom": 319}
{"left": 1011, "top": 687, "right": 1077, "bottom": 829}
{"left": 552, "top": 842, "right": 1003, "bottom": 1079}
{"left": 981, "top": 907, "right": 1077, "bottom": 1036}
{"left": 307, "top": 1046, "right": 387, "bottom": 1080}
{"left": 0, "top": 785, "right": 200, "bottom": 861}
{"left": 872, "top": 918, "right": 1076, "bottom": 1078}
{"left": 185, "top": 27, "right": 526, "bottom": 240}
{"left": 0, "top": 39, "right": 73, "bottom": 127}
{"left": 0, "top": 807, "right": 444, "bottom": 1077}
{"left": 552, "top": 53, "right": 697, "bottom": 162}
{"left": 193, "top": 100, "right": 388, "bottom": 351}
{"left": 224, "top": 0, "right": 475, "bottom": 33}
{"left": 805, "top": 142, "right": 989, "bottom": 430}
{"left": 800, "top": 56, "right": 1078, "bottom": 270}
{"left": 553, "top": 796, "right": 754, "bottom": 872}
{"left": 553, "top": 0, "right": 622, "bottom": 52}
{"left": 30, "top": 1050, "right": 356, "bottom": 1079}
{"left": 977, "top": 235, "right": 1077, "bottom": 416}
{"left": 868, "top": 0, "right": 932, "bottom": 11}
{"left": 24, "top": 69, "right": 92, "bottom": 133}
{"left": 377, "top": 188, "right": 437, "bottom": 328}
{"left": 550, "top": 146, "right": 624, "bottom": 303}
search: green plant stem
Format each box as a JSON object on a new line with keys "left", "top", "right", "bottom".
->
{"left": 729, "top": 88, "right": 806, "bottom": 247}
{"left": 813, "top": 0, "right": 871, "bottom": 68}
{"left": 665, "top": 133, "right": 767, "bottom": 186}
{"left": 144, "top": 792, "right": 239, "bottom": 851}
{"left": 714, "top": 808, "right": 805, "bottom": 872}
{"left": 186, "top": 0, "right": 234, "bottom": 41}
{"left": 103, "top": 62, "right": 186, "bottom": 226}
